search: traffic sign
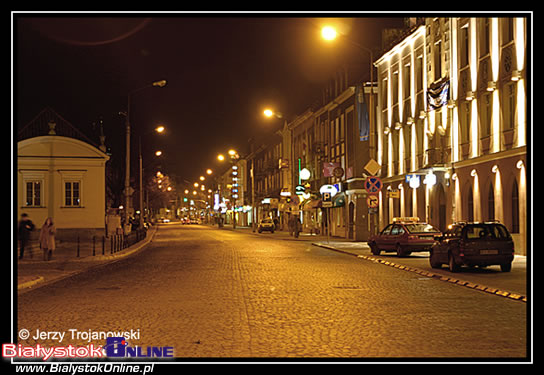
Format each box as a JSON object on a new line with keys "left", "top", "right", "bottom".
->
{"left": 364, "top": 176, "right": 383, "bottom": 194}
{"left": 364, "top": 159, "right": 381, "bottom": 176}
{"left": 322, "top": 191, "right": 333, "bottom": 208}
{"left": 367, "top": 194, "right": 379, "bottom": 208}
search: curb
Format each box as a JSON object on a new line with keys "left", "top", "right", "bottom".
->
{"left": 312, "top": 242, "right": 527, "bottom": 303}
{"left": 17, "top": 276, "right": 44, "bottom": 290}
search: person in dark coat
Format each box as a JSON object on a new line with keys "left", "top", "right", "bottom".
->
{"left": 18, "top": 213, "right": 35, "bottom": 259}
{"left": 39, "top": 217, "right": 56, "bottom": 261}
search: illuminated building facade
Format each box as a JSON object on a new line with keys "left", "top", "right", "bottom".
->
{"left": 375, "top": 17, "right": 527, "bottom": 254}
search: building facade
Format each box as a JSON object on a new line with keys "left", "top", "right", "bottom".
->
{"left": 375, "top": 17, "right": 527, "bottom": 254}
{"left": 17, "top": 108, "right": 110, "bottom": 239}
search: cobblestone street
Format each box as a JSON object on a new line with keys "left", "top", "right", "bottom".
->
{"left": 17, "top": 224, "right": 527, "bottom": 359}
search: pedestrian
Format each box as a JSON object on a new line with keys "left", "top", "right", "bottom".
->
{"left": 39, "top": 217, "right": 56, "bottom": 261}
{"left": 18, "top": 213, "right": 35, "bottom": 259}
{"left": 294, "top": 217, "right": 301, "bottom": 238}
{"left": 288, "top": 215, "right": 294, "bottom": 236}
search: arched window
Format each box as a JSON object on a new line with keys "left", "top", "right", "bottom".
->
{"left": 467, "top": 186, "right": 474, "bottom": 222}
{"left": 512, "top": 179, "right": 519, "bottom": 233}
{"left": 488, "top": 182, "right": 495, "bottom": 221}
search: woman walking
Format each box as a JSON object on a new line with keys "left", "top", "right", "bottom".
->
{"left": 39, "top": 217, "right": 56, "bottom": 261}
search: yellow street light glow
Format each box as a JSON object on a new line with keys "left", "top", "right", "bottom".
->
{"left": 194, "top": 182, "right": 199, "bottom": 188}
{"left": 206, "top": 169, "right": 213, "bottom": 175}
{"left": 321, "top": 26, "right": 337, "bottom": 41}
{"left": 217, "top": 154, "right": 225, "bottom": 161}
{"left": 199, "top": 176, "right": 205, "bottom": 181}
{"left": 155, "top": 150, "right": 162, "bottom": 156}
{"left": 155, "top": 125, "right": 165, "bottom": 133}
{"left": 228, "top": 149, "right": 237, "bottom": 156}
{"left": 263, "top": 109, "right": 274, "bottom": 117}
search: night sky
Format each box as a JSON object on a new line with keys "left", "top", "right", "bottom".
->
{"left": 15, "top": 14, "right": 405, "bottom": 183}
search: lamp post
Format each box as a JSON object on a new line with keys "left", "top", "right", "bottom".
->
{"left": 139, "top": 125, "right": 166, "bottom": 228}
{"left": 321, "top": 26, "right": 375, "bottom": 157}
{"left": 123, "top": 79, "right": 166, "bottom": 233}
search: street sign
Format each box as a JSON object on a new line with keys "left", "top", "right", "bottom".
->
{"left": 332, "top": 166, "right": 344, "bottom": 178}
{"left": 364, "top": 176, "right": 383, "bottom": 194}
{"left": 364, "top": 159, "right": 381, "bottom": 176}
{"left": 322, "top": 191, "right": 332, "bottom": 208}
{"left": 367, "top": 194, "right": 379, "bottom": 208}
{"left": 387, "top": 189, "right": 400, "bottom": 199}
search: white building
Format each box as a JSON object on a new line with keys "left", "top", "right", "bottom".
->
{"left": 375, "top": 17, "right": 527, "bottom": 254}
{"left": 17, "top": 108, "right": 110, "bottom": 239}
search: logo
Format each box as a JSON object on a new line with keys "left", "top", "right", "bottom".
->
{"left": 104, "top": 337, "right": 173, "bottom": 358}
{"left": 103, "top": 337, "right": 128, "bottom": 357}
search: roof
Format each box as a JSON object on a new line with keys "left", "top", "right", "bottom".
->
{"left": 17, "top": 107, "right": 102, "bottom": 150}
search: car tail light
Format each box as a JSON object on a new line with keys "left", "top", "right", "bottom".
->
{"left": 408, "top": 235, "right": 418, "bottom": 240}
{"left": 459, "top": 239, "right": 466, "bottom": 256}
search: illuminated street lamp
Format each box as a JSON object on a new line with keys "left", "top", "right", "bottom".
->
{"left": 206, "top": 169, "right": 213, "bottom": 175}
{"left": 321, "top": 26, "right": 338, "bottom": 41}
{"left": 123, "top": 79, "right": 167, "bottom": 232}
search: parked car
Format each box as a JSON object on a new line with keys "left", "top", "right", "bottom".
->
{"left": 258, "top": 218, "right": 275, "bottom": 233}
{"left": 430, "top": 221, "right": 514, "bottom": 272}
{"left": 181, "top": 217, "right": 190, "bottom": 224}
{"left": 368, "top": 217, "right": 441, "bottom": 257}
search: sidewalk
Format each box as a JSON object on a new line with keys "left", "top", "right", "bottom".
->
{"left": 16, "top": 226, "right": 159, "bottom": 292}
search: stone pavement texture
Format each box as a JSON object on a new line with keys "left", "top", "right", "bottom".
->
{"left": 17, "top": 224, "right": 528, "bottom": 359}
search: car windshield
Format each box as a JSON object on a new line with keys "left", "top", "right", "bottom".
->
{"left": 404, "top": 223, "right": 439, "bottom": 233}
{"left": 463, "top": 224, "right": 510, "bottom": 240}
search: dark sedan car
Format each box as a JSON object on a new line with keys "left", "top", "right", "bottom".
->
{"left": 429, "top": 222, "right": 514, "bottom": 272}
{"left": 368, "top": 217, "right": 441, "bottom": 257}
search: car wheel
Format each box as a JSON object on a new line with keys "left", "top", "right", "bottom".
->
{"left": 448, "top": 253, "right": 460, "bottom": 273}
{"left": 396, "top": 244, "right": 406, "bottom": 257}
{"left": 370, "top": 242, "right": 381, "bottom": 256}
{"left": 258, "top": 229, "right": 262, "bottom": 233}
{"left": 429, "top": 251, "right": 442, "bottom": 269}
{"left": 500, "top": 262, "right": 512, "bottom": 272}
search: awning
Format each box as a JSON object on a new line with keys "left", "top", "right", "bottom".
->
{"left": 332, "top": 192, "right": 346, "bottom": 207}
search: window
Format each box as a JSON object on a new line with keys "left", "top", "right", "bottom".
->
{"left": 503, "top": 82, "right": 517, "bottom": 130}
{"left": 459, "top": 23, "right": 469, "bottom": 68}
{"left": 479, "top": 92, "right": 492, "bottom": 138}
{"left": 403, "top": 58, "right": 411, "bottom": 99}
{"left": 434, "top": 39, "right": 442, "bottom": 81}
{"left": 511, "top": 179, "right": 519, "bottom": 233}
{"left": 488, "top": 182, "right": 495, "bottom": 221}
{"left": 479, "top": 18, "right": 490, "bottom": 57}
{"left": 25, "top": 181, "right": 41, "bottom": 207}
{"left": 501, "top": 18, "right": 514, "bottom": 45}
{"left": 381, "top": 224, "right": 393, "bottom": 235}
{"left": 64, "top": 181, "right": 81, "bottom": 206}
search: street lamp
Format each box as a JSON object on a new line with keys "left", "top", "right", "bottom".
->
{"left": 321, "top": 26, "right": 338, "bottom": 41}
{"left": 123, "top": 79, "right": 167, "bottom": 233}
{"left": 139, "top": 125, "right": 166, "bottom": 228}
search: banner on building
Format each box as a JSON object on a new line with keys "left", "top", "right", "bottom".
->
{"left": 427, "top": 79, "right": 450, "bottom": 111}
{"left": 323, "top": 162, "right": 340, "bottom": 177}
{"left": 357, "top": 85, "right": 370, "bottom": 141}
